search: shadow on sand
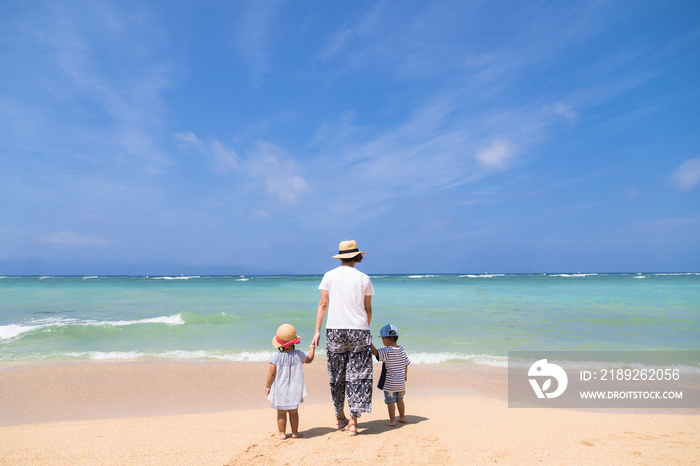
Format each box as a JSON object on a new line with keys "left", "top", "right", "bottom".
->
{"left": 298, "top": 415, "right": 428, "bottom": 439}
{"left": 358, "top": 415, "right": 428, "bottom": 436}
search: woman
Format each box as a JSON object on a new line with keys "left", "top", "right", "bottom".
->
{"left": 313, "top": 240, "right": 374, "bottom": 436}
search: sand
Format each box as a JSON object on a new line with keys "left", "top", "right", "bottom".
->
{"left": 1, "top": 361, "right": 698, "bottom": 465}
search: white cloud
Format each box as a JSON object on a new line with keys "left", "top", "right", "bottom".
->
{"left": 305, "top": 92, "right": 561, "bottom": 221}
{"left": 247, "top": 141, "right": 308, "bottom": 204}
{"left": 233, "top": 0, "right": 281, "bottom": 85}
{"left": 631, "top": 214, "right": 700, "bottom": 236}
{"left": 38, "top": 231, "right": 107, "bottom": 246}
{"left": 476, "top": 140, "right": 518, "bottom": 169}
{"left": 174, "top": 131, "right": 198, "bottom": 144}
{"left": 672, "top": 157, "right": 700, "bottom": 191}
{"left": 176, "top": 133, "right": 307, "bottom": 204}
{"left": 45, "top": 2, "right": 174, "bottom": 171}
{"left": 175, "top": 132, "right": 240, "bottom": 173}
{"left": 552, "top": 103, "right": 578, "bottom": 122}
{"left": 319, "top": 2, "right": 383, "bottom": 60}
{"left": 209, "top": 140, "right": 240, "bottom": 173}
{"left": 624, "top": 187, "right": 639, "bottom": 200}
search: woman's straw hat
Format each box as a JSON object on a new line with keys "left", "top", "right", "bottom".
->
{"left": 332, "top": 240, "right": 366, "bottom": 259}
{"left": 272, "top": 323, "right": 300, "bottom": 348}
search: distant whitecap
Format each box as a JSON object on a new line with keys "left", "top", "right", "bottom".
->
{"left": 153, "top": 276, "right": 200, "bottom": 280}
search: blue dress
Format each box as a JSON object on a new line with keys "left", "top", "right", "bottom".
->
{"left": 268, "top": 350, "right": 307, "bottom": 410}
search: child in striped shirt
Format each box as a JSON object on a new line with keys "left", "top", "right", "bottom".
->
{"left": 371, "top": 324, "right": 410, "bottom": 427}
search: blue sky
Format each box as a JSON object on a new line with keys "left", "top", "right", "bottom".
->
{"left": 1, "top": 0, "right": 699, "bottom": 275}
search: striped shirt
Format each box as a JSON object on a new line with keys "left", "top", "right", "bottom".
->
{"left": 376, "top": 345, "right": 410, "bottom": 392}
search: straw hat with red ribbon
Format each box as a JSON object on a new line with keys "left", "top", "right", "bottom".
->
{"left": 272, "top": 323, "right": 301, "bottom": 349}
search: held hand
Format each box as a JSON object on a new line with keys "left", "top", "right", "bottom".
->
{"left": 312, "top": 331, "right": 321, "bottom": 347}
{"left": 265, "top": 387, "right": 270, "bottom": 396}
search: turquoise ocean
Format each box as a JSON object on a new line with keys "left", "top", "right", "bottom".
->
{"left": 1, "top": 273, "right": 699, "bottom": 366}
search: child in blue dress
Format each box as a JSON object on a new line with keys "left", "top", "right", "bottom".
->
{"left": 265, "top": 323, "right": 315, "bottom": 439}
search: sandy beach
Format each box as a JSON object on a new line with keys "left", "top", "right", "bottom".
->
{"left": 1, "top": 361, "right": 698, "bottom": 465}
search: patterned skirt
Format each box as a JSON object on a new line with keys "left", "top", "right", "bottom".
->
{"left": 326, "top": 329, "right": 373, "bottom": 417}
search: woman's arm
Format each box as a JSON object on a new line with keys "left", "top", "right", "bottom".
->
{"left": 313, "top": 290, "right": 329, "bottom": 346}
{"left": 265, "top": 363, "right": 277, "bottom": 395}
{"left": 364, "top": 295, "right": 372, "bottom": 326}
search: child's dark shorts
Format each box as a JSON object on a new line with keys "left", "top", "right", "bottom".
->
{"left": 383, "top": 390, "right": 405, "bottom": 404}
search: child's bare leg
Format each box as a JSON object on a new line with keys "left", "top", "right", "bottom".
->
{"left": 386, "top": 402, "right": 397, "bottom": 426}
{"left": 289, "top": 409, "right": 303, "bottom": 438}
{"left": 275, "top": 410, "right": 287, "bottom": 439}
{"left": 397, "top": 399, "right": 406, "bottom": 423}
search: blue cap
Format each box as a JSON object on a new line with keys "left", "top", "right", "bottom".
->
{"left": 379, "top": 324, "right": 399, "bottom": 338}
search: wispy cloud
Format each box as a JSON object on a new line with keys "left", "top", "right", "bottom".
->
{"left": 175, "top": 132, "right": 240, "bottom": 173}
{"left": 629, "top": 214, "right": 700, "bottom": 239}
{"left": 3, "top": 0, "right": 697, "bottom": 273}
{"left": 671, "top": 157, "right": 700, "bottom": 191}
{"left": 15, "top": 1, "right": 174, "bottom": 172}
{"left": 247, "top": 141, "right": 308, "bottom": 204}
{"left": 38, "top": 231, "right": 108, "bottom": 246}
{"left": 319, "top": 1, "right": 384, "bottom": 61}
{"left": 175, "top": 133, "right": 308, "bottom": 204}
{"left": 233, "top": 0, "right": 282, "bottom": 85}
{"left": 476, "top": 140, "right": 518, "bottom": 170}
{"left": 309, "top": 95, "right": 569, "bottom": 209}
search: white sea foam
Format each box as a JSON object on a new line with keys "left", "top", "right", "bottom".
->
{"left": 64, "top": 350, "right": 285, "bottom": 362}
{"left": 89, "top": 351, "right": 146, "bottom": 360}
{"left": 152, "top": 276, "right": 200, "bottom": 280}
{"left": 408, "top": 275, "right": 436, "bottom": 279}
{"left": 0, "top": 323, "right": 44, "bottom": 340}
{"left": 0, "top": 314, "right": 185, "bottom": 341}
{"left": 82, "top": 276, "right": 98, "bottom": 280}
{"left": 633, "top": 275, "right": 647, "bottom": 279}
{"left": 459, "top": 274, "right": 505, "bottom": 278}
{"left": 550, "top": 273, "right": 598, "bottom": 277}
{"left": 205, "top": 351, "right": 277, "bottom": 362}
{"left": 48, "top": 349, "right": 506, "bottom": 366}
{"left": 39, "top": 276, "right": 53, "bottom": 280}
{"left": 0, "top": 317, "right": 80, "bottom": 340}
{"left": 405, "top": 352, "right": 508, "bottom": 366}
{"left": 100, "top": 314, "right": 185, "bottom": 326}
{"left": 236, "top": 278, "right": 250, "bottom": 282}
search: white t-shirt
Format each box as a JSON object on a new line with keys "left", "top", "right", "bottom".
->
{"left": 318, "top": 266, "right": 374, "bottom": 330}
